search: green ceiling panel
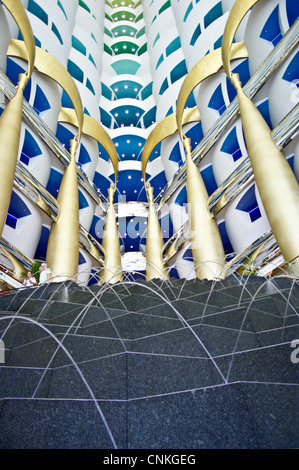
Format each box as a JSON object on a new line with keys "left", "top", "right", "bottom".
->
{"left": 112, "top": 40, "right": 139, "bottom": 55}
{"left": 111, "top": 59, "right": 141, "bottom": 75}
{"left": 112, "top": 25, "right": 137, "bottom": 37}
{"left": 111, "top": 10, "right": 136, "bottom": 22}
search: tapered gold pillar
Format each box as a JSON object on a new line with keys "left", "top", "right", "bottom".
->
{"left": 221, "top": 0, "right": 299, "bottom": 273}
{"left": 231, "top": 74, "right": 299, "bottom": 271}
{"left": 46, "top": 138, "right": 80, "bottom": 281}
{"left": 184, "top": 138, "right": 226, "bottom": 279}
{"left": 0, "top": 73, "right": 29, "bottom": 237}
{"left": 0, "top": 245, "right": 27, "bottom": 283}
{"left": 145, "top": 184, "right": 169, "bottom": 281}
{"left": 100, "top": 186, "right": 123, "bottom": 284}
{"left": 0, "top": 0, "right": 35, "bottom": 240}
{"left": 0, "top": 0, "right": 35, "bottom": 237}
{"left": 7, "top": 40, "right": 89, "bottom": 281}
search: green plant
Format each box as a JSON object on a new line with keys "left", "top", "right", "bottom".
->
{"left": 242, "top": 256, "right": 257, "bottom": 276}
{"left": 31, "top": 261, "right": 42, "bottom": 283}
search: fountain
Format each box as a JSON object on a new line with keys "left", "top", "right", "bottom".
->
{"left": 0, "top": 262, "right": 298, "bottom": 449}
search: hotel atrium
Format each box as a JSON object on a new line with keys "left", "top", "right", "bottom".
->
{"left": 0, "top": 0, "right": 298, "bottom": 286}
{"left": 0, "top": 0, "right": 298, "bottom": 451}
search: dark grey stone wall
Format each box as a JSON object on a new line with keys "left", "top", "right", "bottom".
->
{"left": 0, "top": 276, "right": 298, "bottom": 449}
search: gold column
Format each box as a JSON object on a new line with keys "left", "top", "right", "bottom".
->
{"left": 184, "top": 137, "right": 226, "bottom": 279}
{"left": 222, "top": 0, "right": 299, "bottom": 273}
{"left": 46, "top": 138, "right": 80, "bottom": 281}
{"left": 173, "top": 43, "right": 248, "bottom": 280}
{"left": 58, "top": 109, "right": 123, "bottom": 283}
{"left": 145, "top": 184, "right": 169, "bottom": 281}
{"left": 176, "top": 43, "right": 248, "bottom": 142}
{"left": 58, "top": 108, "right": 119, "bottom": 189}
{"left": 1, "top": 1, "right": 35, "bottom": 77}
{"left": 8, "top": 40, "right": 83, "bottom": 136}
{"left": 0, "top": 245, "right": 28, "bottom": 283}
{"left": 141, "top": 109, "right": 200, "bottom": 281}
{"left": 0, "top": 73, "right": 29, "bottom": 237}
{"left": 0, "top": 0, "right": 35, "bottom": 238}
{"left": 141, "top": 108, "right": 201, "bottom": 183}
{"left": 7, "top": 41, "right": 87, "bottom": 281}
{"left": 100, "top": 186, "right": 123, "bottom": 284}
{"left": 231, "top": 74, "right": 299, "bottom": 270}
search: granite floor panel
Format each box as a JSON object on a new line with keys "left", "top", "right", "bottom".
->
{"left": 126, "top": 383, "right": 259, "bottom": 449}
{"left": 110, "top": 312, "right": 183, "bottom": 340}
{"left": 240, "top": 383, "right": 299, "bottom": 449}
{"left": 0, "top": 367, "right": 45, "bottom": 398}
{"left": 123, "top": 326, "right": 211, "bottom": 357}
{"left": 76, "top": 318, "right": 127, "bottom": 339}
{"left": 0, "top": 398, "right": 118, "bottom": 449}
